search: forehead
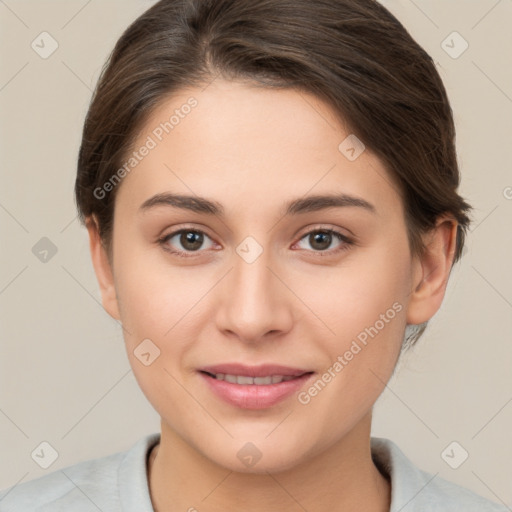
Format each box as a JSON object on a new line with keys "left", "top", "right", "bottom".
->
{"left": 114, "top": 79, "right": 402, "bottom": 219}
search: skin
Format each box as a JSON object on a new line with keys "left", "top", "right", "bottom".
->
{"left": 87, "top": 78, "right": 457, "bottom": 512}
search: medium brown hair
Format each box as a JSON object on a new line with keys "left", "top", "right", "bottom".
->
{"left": 75, "top": 0, "right": 472, "bottom": 347}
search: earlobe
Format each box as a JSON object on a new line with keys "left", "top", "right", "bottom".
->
{"left": 406, "top": 216, "right": 458, "bottom": 325}
{"left": 86, "top": 216, "right": 121, "bottom": 321}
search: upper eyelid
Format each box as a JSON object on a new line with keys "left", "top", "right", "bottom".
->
{"left": 295, "top": 224, "right": 353, "bottom": 240}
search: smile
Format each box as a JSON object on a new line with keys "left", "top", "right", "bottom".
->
{"left": 198, "top": 366, "right": 315, "bottom": 409}
{"left": 203, "top": 372, "right": 298, "bottom": 385}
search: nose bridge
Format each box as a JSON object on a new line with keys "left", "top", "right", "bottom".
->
{"left": 234, "top": 247, "right": 274, "bottom": 303}
{"left": 215, "top": 241, "right": 293, "bottom": 341}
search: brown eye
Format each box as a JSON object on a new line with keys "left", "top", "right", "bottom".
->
{"left": 180, "top": 231, "right": 204, "bottom": 251}
{"left": 160, "top": 229, "right": 215, "bottom": 256}
{"left": 295, "top": 228, "right": 353, "bottom": 255}
{"left": 308, "top": 231, "right": 333, "bottom": 251}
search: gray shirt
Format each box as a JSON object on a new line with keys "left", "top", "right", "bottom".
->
{"left": 0, "top": 433, "right": 507, "bottom": 511}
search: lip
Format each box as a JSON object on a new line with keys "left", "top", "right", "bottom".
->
{"left": 199, "top": 363, "right": 311, "bottom": 378}
{"left": 198, "top": 363, "right": 315, "bottom": 410}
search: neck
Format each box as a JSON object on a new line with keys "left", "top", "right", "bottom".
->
{"left": 147, "top": 413, "right": 391, "bottom": 512}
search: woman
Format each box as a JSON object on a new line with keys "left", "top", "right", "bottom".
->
{"left": 1, "top": 0, "right": 507, "bottom": 510}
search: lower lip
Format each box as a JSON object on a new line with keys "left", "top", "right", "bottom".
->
{"left": 199, "top": 372, "right": 315, "bottom": 410}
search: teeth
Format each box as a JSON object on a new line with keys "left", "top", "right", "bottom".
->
{"left": 254, "top": 376, "right": 272, "bottom": 385}
{"left": 212, "top": 373, "right": 297, "bottom": 385}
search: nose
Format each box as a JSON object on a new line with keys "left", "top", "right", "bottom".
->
{"left": 214, "top": 247, "right": 295, "bottom": 344}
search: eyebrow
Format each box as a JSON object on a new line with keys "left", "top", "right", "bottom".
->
{"left": 139, "top": 192, "right": 376, "bottom": 217}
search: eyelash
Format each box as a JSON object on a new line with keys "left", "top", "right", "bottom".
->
{"left": 157, "top": 226, "right": 355, "bottom": 259}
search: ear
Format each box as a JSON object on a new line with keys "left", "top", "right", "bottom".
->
{"left": 86, "top": 216, "right": 121, "bottom": 321}
{"left": 406, "top": 216, "right": 459, "bottom": 325}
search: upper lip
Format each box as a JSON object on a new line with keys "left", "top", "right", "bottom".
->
{"left": 199, "top": 363, "right": 313, "bottom": 378}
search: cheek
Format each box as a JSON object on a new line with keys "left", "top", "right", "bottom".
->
{"left": 299, "top": 242, "right": 411, "bottom": 404}
{"left": 297, "top": 242, "right": 411, "bottom": 408}
{"left": 116, "top": 268, "right": 202, "bottom": 347}
{"left": 111, "top": 224, "right": 205, "bottom": 338}
{"left": 112, "top": 254, "right": 202, "bottom": 417}
{"left": 299, "top": 239, "right": 412, "bottom": 341}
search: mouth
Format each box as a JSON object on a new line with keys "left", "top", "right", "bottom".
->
{"left": 199, "top": 371, "right": 312, "bottom": 385}
{"left": 197, "top": 364, "right": 315, "bottom": 409}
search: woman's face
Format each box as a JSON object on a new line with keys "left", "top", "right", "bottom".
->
{"left": 100, "top": 79, "right": 422, "bottom": 472}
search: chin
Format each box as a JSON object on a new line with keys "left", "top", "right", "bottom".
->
{"left": 197, "top": 435, "right": 314, "bottom": 475}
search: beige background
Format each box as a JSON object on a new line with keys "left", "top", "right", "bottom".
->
{"left": 0, "top": 0, "right": 511, "bottom": 505}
